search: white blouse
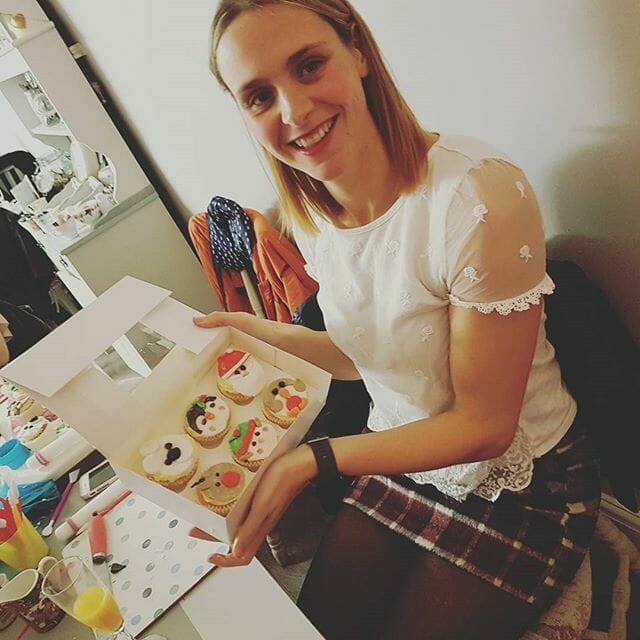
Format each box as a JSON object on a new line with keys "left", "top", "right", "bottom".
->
{"left": 294, "top": 134, "right": 576, "bottom": 502}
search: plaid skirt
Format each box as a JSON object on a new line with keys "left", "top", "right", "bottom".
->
{"left": 343, "top": 416, "right": 600, "bottom": 610}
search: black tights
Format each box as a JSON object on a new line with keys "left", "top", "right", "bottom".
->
{"left": 297, "top": 505, "right": 541, "bottom": 640}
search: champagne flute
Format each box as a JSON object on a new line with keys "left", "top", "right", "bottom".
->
{"left": 41, "top": 556, "right": 134, "bottom": 639}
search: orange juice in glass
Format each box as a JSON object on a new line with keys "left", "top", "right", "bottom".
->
{"left": 41, "top": 556, "right": 135, "bottom": 639}
{"left": 73, "top": 585, "right": 123, "bottom": 632}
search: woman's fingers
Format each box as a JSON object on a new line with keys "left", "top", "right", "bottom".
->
{"left": 207, "top": 520, "right": 272, "bottom": 567}
{"left": 208, "top": 551, "right": 252, "bottom": 567}
{"left": 192, "top": 311, "right": 228, "bottom": 328}
{"left": 192, "top": 310, "right": 254, "bottom": 332}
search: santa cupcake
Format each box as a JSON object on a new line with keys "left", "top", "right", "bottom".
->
{"left": 216, "top": 349, "right": 265, "bottom": 405}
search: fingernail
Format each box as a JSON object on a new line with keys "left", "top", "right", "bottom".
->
{"left": 208, "top": 554, "right": 223, "bottom": 563}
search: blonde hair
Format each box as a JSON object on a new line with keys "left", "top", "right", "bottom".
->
{"left": 210, "top": 0, "right": 428, "bottom": 233}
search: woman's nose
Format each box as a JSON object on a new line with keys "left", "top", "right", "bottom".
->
{"left": 279, "top": 88, "right": 312, "bottom": 127}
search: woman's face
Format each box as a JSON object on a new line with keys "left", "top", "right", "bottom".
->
{"left": 216, "top": 4, "right": 371, "bottom": 184}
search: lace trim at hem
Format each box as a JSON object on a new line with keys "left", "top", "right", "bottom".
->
{"left": 404, "top": 426, "right": 536, "bottom": 502}
{"left": 448, "top": 274, "right": 555, "bottom": 316}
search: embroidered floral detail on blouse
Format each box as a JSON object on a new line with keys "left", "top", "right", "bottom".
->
{"left": 399, "top": 290, "right": 412, "bottom": 308}
{"left": 519, "top": 245, "right": 533, "bottom": 262}
{"left": 386, "top": 240, "right": 400, "bottom": 256}
{"left": 343, "top": 283, "right": 354, "bottom": 299}
{"left": 472, "top": 203, "right": 488, "bottom": 224}
{"left": 420, "top": 325, "right": 434, "bottom": 342}
{"left": 353, "top": 327, "right": 365, "bottom": 339}
{"left": 420, "top": 245, "right": 433, "bottom": 259}
{"left": 350, "top": 241, "right": 364, "bottom": 257}
{"left": 515, "top": 181, "right": 527, "bottom": 199}
{"left": 413, "top": 369, "right": 429, "bottom": 381}
{"left": 420, "top": 185, "right": 429, "bottom": 200}
{"left": 463, "top": 266, "right": 480, "bottom": 282}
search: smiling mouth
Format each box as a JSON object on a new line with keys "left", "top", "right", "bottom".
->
{"left": 290, "top": 116, "right": 337, "bottom": 150}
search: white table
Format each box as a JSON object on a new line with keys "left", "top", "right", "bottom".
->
{"left": 1, "top": 484, "right": 323, "bottom": 640}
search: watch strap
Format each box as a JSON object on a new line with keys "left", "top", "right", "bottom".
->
{"left": 306, "top": 436, "right": 345, "bottom": 514}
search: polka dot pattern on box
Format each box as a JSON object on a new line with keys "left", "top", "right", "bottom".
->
{"left": 62, "top": 493, "right": 228, "bottom": 636}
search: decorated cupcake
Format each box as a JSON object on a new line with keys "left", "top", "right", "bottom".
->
{"left": 216, "top": 349, "right": 265, "bottom": 405}
{"left": 7, "top": 396, "right": 43, "bottom": 428}
{"left": 19, "top": 416, "right": 57, "bottom": 451}
{"left": 139, "top": 435, "right": 198, "bottom": 491}
{"left": 228, "top": 417, "right": 279, "bottom": 472}
{"left": 262, "top": 377, "right": 310, "bottom": 429}
{"left": 191, "top": 462, "right": 246, "bottom": 515}
{"left": 185, "top": 394, "right": 231, "bottom": 447}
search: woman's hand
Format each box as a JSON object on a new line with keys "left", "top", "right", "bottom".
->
{"left": 193, "top": 310, "right": 256, "bottom": 333}
{"left": 190, "top": 444, "right": 317, "bottom": 567}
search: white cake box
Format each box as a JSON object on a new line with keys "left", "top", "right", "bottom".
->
{"left": 1, "top": 276, "right": 331, "bottom": 543}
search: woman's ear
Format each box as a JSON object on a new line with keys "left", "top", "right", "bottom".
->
{"left": 352, "top": 46, "right": 369, "bottom": 79}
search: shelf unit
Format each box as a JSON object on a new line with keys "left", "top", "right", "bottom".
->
{"left": 0, "top": 6, "right": 217, "bottom": 316}
{"left": 31, "top": 121, "right": 71, "bottom": 137}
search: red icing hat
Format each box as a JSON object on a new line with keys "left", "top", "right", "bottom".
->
{"left": 217, "top": 349, "right": 249, "bottom": 379}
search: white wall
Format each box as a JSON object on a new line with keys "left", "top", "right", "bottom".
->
{"left": 45, "top": 1, "right": 640, "bottom": 338}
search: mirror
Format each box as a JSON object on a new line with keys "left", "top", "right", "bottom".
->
{"left": 1, "top": 10, "right": 121, "bottom": 338}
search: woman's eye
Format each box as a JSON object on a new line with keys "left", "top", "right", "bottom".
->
{"left": 300, "top": 58, "right": 325, "bottom": 78}
{"left": 247, "top": 89, "right": 272, "bottom": 110}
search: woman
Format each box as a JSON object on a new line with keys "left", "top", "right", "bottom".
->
{"left": 0, "top": 313, "right": 10, "bottom": 367}
{"left": 194, "top": 2, "right": 600, "bottom": 638}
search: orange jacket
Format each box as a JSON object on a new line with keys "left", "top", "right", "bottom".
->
{"left": 188, "top": 208, "right": 318, "bottom": 323}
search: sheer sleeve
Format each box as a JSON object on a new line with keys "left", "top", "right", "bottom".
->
{"left": 445, "top": 159, "right": 553, "bottom": 315}
{"left": 292, "top": 225, "right": 319, "bottom": 282}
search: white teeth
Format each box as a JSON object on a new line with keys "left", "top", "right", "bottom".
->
{"left": 294, "top": 119, "right": 334, "bottom": 149}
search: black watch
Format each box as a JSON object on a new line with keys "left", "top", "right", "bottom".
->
{"left": 306, "top": 436, "right": 345, "bottom": 514}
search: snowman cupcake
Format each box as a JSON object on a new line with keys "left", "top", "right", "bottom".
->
{"left": 139, "top": 435, "right": 198, "bottom": 491}
{"left": 216, "top": 349, "right": 265, "bottom": 405}
{"left": 228, "top": 417, "right": 279, "bottom": 472}
{"left": 185, "top": 394, "right": 231, "bottom": 447}
{"left": 190, "top": 462, "right": 246, "bottom": 515}
{"left": 262, "top": 377, "right": 310, "bottom": 429}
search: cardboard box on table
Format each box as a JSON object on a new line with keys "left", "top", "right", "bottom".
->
{"left": 1, "top": 276, "right": 331, "bottom": 543}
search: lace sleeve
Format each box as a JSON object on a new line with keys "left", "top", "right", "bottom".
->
{"left": 445, "top": 160, "right": 550, "bottom": 314}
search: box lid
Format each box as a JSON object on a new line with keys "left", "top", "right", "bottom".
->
{"left": 2, "top": 276, "right": 171, "bottom": 397}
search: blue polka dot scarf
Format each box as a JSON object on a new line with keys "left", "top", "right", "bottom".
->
{"left": 205, "top": 196, "right": 255, "bottom": 271}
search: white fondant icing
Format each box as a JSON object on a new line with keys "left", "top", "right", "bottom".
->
{"left": 188, "top": 396, "right": 230, "bottom": 437}
{"left": 142, "top": 435, "right": 196, "bottom": 477}
{"left": 223, "top": 355, "right": 265, "bottom": 397}
{"left": 234, "top": 421, "right": 279, "bottom": 462}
